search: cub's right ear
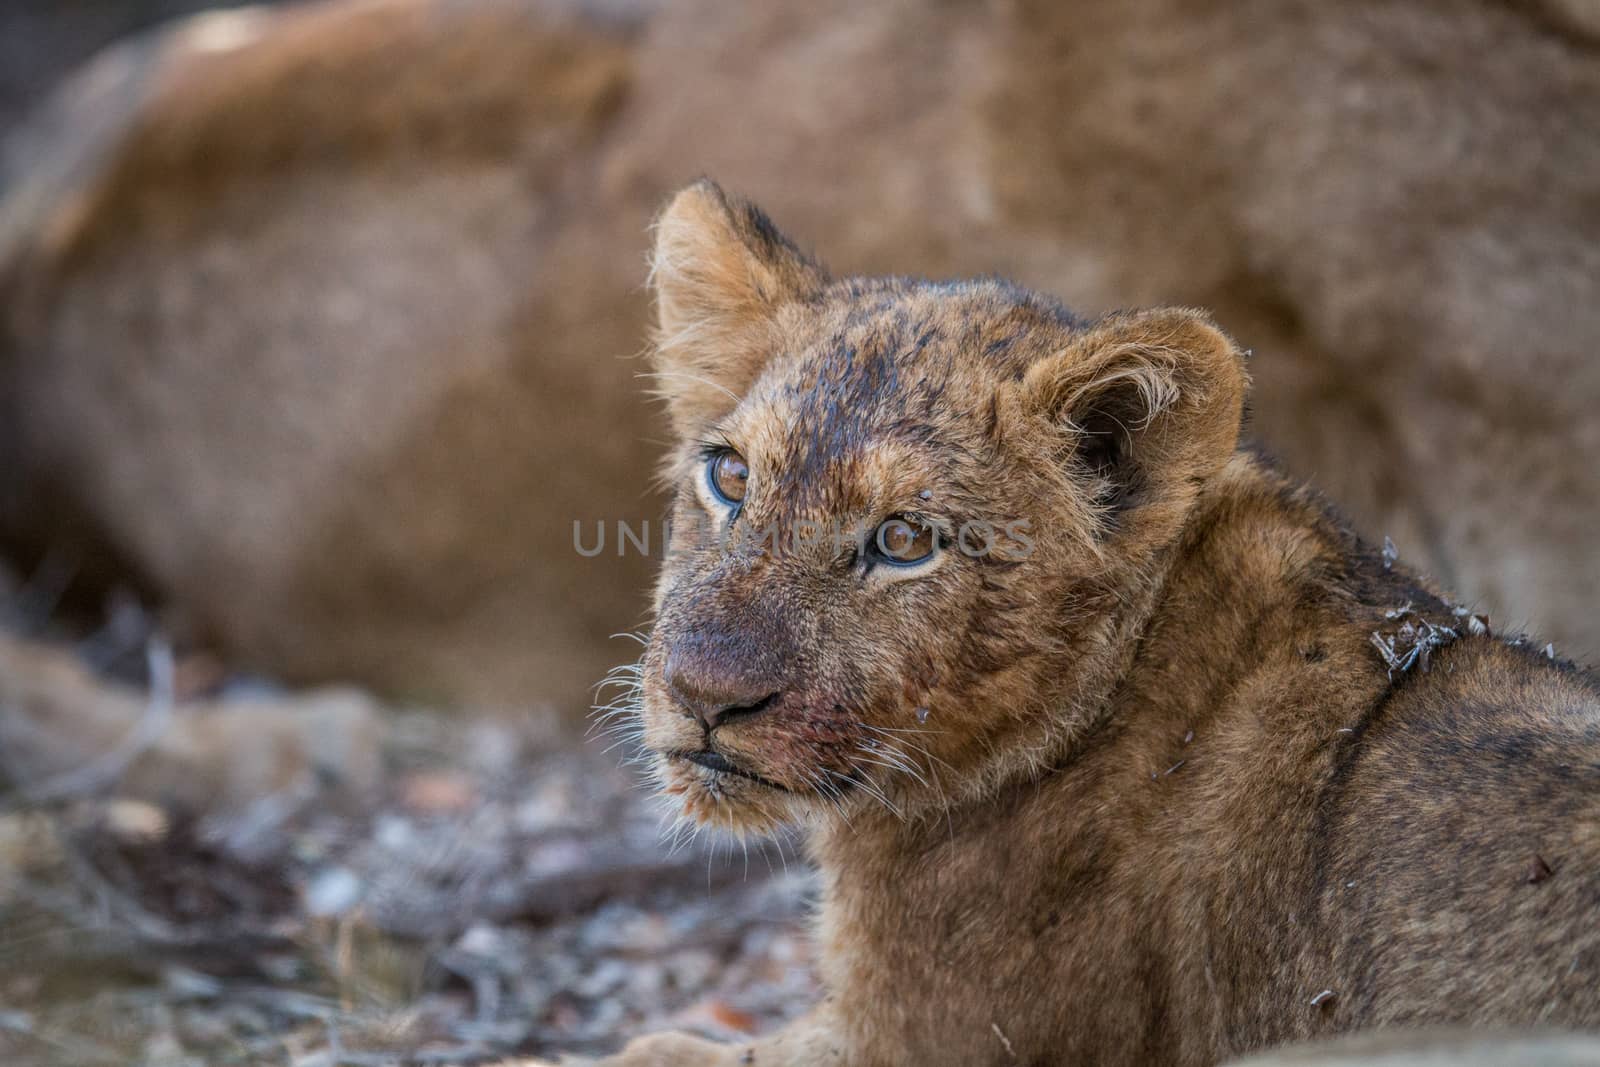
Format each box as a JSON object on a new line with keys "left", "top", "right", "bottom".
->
{"left": 1021, "top": 307, "right": 1247, "bottom": 542}
{"left": 649, "top": 180, "right": 828, "bottom": 437}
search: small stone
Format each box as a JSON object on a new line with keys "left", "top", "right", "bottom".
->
{"left": 574, "top": 959, "right": 631, "bottom": 999}
{"left": 668, "top": 948, "right": 718, "bottom": 991}
{"left": 399, "top": 771, "right": 476, "bottom": 813}
{"left": 303, "top": 866, "right": 363, "bottom": 917}
{"left": 456, "top": 922, "right": 505, "bottom": 957}
{"left": 708, "top": 1001, "right": 760, "bottom": 1034}
{"left": 0, "top": 1010, "right": 34, "bottom": 1033}
{"left": 161, "top": 966, "right": 224, "bottom": 999}
{"left": 103, "top": 799, "right": 169, "bottom": 842}
{"left": 374, "top": 813, "right": 416, "bottom": 850}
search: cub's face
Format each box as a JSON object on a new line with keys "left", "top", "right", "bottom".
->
{"left": 624, "top": 182, "right": 1244, "bottom": 835}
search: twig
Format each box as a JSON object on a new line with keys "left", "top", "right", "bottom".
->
{"left": 991, "top": 1021, "right": 1018, "bottom": 1061}
{"left": 13, "top": 815, "right": 292, "bottom": 953}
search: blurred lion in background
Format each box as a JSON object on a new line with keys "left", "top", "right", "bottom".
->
{"left": 0, "top": 0, "right": 1595, "bottom": 733}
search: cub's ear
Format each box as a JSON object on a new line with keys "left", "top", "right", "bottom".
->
{"left": 649, "top": 179, "right": 828, "bottom": 436}
{"left": 1021, "top": 308, "right": 1247, "bottom": 537}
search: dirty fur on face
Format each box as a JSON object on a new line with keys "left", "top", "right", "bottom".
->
{"left": 583, "top": 182, "right": 1600, "bottom": 1067}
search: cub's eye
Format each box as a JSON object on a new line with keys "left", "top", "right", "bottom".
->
{"left": 873, "top": 516, "right": 937, "bottom": 566}
{"left": 707, "top": 450, "right": 749, "bottom": 505}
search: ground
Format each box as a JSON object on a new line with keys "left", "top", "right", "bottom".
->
{"left": 0, "top": 558, "right": 817, "bottom": 1066}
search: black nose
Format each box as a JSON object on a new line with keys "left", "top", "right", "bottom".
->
{"left": 664, "top": 651, "right": 781, "bottom": 731}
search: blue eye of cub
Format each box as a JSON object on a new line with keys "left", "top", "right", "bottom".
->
{"left": 707, "top": 451, "right": 748, "bottom": 505}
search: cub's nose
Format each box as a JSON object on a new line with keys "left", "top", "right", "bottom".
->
{"left": 663, "top": 651, "right": 781, "bottom": 731}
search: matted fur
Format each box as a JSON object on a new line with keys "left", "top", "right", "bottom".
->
{"left": 578, "top": 184, "right": 1600, "bottom": 1066}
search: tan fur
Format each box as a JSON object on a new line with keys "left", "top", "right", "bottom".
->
{"left": 576, "top": 185, "right": 1600, "bottom": 1066}
{"left": 1227, "top": 1029, "right": 1600, "bottom": 1065}
{"left": 515, "top": 1031, "right": 1600, "bottom": 1067}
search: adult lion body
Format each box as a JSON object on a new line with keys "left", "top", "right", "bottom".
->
{"left": 1, "top": 0, "right": 1595, "bottom": 717}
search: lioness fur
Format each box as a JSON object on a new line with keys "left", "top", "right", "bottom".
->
{"left": 6, "top": 0, "right": 1599, "bottom": 720}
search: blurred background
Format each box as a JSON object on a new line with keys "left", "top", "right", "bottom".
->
{"left": 0, "top": 0, "right": 1595, "bottom": 1063}
{"left": 0, "top": 1, "right": 235, "bottom": 135}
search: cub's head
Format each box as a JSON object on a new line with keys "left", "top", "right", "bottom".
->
{"left": 625, "top": 181, "right": 1245, "bottom": 835}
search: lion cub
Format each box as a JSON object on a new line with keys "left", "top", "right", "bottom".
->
{"left": 597, "top": 182, "right": 1600, "bottom": 1066}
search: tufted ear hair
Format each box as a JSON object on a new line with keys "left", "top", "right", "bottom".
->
{"left": 648, "top": 179, "right": 828, "bottom": 437}
{"left": 1021, "top": 307, "right": 1247, "bottom": 538}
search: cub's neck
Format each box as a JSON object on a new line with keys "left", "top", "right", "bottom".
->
{"left": 1104, "top": 449, "right": 1443, "bottom": 738}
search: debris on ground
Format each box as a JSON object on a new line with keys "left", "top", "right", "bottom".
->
{"left": 0, "top": 563, "right": 819, "bottom": 1065}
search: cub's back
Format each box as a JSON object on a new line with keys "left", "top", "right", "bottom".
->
{"left": 1313, "top": 640, "right": 1600, "bottom": 1027}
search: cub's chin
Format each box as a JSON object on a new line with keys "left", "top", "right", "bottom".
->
{"left": 653, "top": 750, "right": 802, "bottom": 835}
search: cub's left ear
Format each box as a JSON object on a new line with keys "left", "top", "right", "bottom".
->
{"left": 1021, "top": 308, "right": 1247, "bottom": 534}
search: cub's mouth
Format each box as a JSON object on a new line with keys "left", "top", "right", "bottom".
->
{"left": 672, "top": 749, "right": 793, "bottom": 793}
